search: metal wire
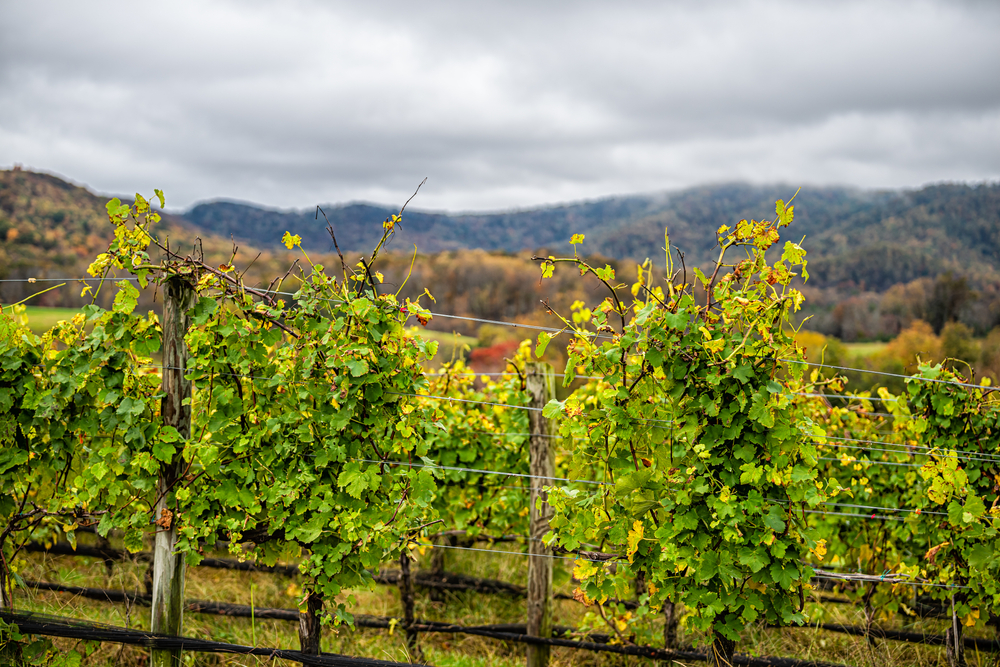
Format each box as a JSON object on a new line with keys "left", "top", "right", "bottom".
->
{"left": 819, "top": 457, "right": 922, "bottom": 469}
{"left": 426, "top": 372, "right": 604, "bottom": 380}
{"left": 420, "top": 542, "right": 598, "bottom": 562}
{"left": 391, "top": 391, "right": 677, "bottom": 426}
{"left": 387, "top": 391, "right": 542, "bottom": 412}
{"left": 358, "top": 458, "right": 606, "bottom": 486}
{"left": 814, "top": 433, "right": 1000, "bottom": 464}
{"left": 769, "top": 497, "right": 947, "bottom": 517}
{"left": 0, "top": 277, "right": 139, "bottom": 282}
{"left": 813, "top": 441, "right": 1000, "bottom": 466}
{"left": 29, "top": 364, "right": 1000, "bottom": 467}
{"left": 6, "top": 276, "right": 995, "bottom": 392}
{"left": 421, "top": 543, "right": 970, "bottom": 589}
{"left": 803, "top": 509, "right": 905, "bottom": 522}
{"left": 786, "top": 360, "right": 996, "bottom": 393}
{"left": 809, "top": 574, "right": 968, "bottom": 590}
{"left": 816, "top": 501, "right": 946, "bottom": 517}
{"left": 793, "top": 392, "right": 900, "bottom": 403}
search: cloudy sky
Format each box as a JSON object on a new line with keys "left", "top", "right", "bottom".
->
{"left": 2, "top": 0, "right": 999, "bottom": 212}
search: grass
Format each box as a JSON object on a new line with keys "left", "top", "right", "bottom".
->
{"left": 7, "top": 305, "right": 83, "bottom": 336}
{"left": 416, "top": 329, "right": 479, "bottom": 365}
{"left": 8, "top": 307, "right": 477, "bottom": 362}
{"left": 844, "top": 341, "right": 888, "bottom": 358}
{"left": 11, "top": 533, "right": 997, "bottom": 667}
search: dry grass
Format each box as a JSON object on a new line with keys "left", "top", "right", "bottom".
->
{"left": 10, "top": 535, "right": 1000, "bottom": 666}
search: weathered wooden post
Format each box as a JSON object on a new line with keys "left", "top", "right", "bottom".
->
{"left": 0, "top": 565, "right": 11, "bottom": 610}
{"left": 663, "top": 600, "right": 679, "bottom": 649}
{"left": 152, "top": 276, "right": 194, "bottom": 667}
{"left": 298, "top": 588, "right": 323, "bottom": 655}
{"left": 526, "top": 362, "right": 555, "bottom": 667}
{"left": 399, "top": 551, "right": 422, "bottom": 662}
{"left": 947, "top": 594, "right": 967, "bottom": 667}
{"left": 428, "top": 537, "right": 446, "bottom": 602}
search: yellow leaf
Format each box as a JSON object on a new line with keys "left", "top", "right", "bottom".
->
{"left": 627, "top": 520, "right": 644, "bottom": 564}
{"left": 964, "top": 609, "right": 980, "bottom": 627}
{"left": 281, "top": 231, "right": 302, "bottom": 249}
{"left": 574, "top": 559, "right": 599, "bottom": 581}
{"left": 704, "top": 339, "right": 725, "bottom": 354}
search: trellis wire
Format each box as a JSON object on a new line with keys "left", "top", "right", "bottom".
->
{"left": 813, "top": 432, "right": 1000, "bottom": 464}
{"left": 810, "top": 575, "right": 968, "bottom": 590}
{"left": 793, "top": 392, "right": 899, "bottom": 402}
{"left": 802, "top": 509, "right": 905, "bottom": 522}
{"left": 134, "top": 366, "right": 1000, "bottom": 464}
{"left": 372, "top": 456, "right": 945, "bottom": 520}
{"left": 5, "top": 275, "right": 997, "bottom": 393}
{"left": 819, "top": 456, "right": 922, "bottom": 469}
{"left": 419, "top": 542, "right": 969, "bottom": 588}
{"left": 786, "top": 359, "right": 996, "bottom": 392}
{"left": 0, "top": 277, "right": 139, "bottom": 282}
{"left": 426, "top": 372, "right": 603, "bottom": 380}
{"left": 148, "top": 367, "right": 1000, "bottom": 463}
{"left": 813, "top": 501, "right": 945, "bottom": 517}
{"left": 62, "top": 361, "right": 1000, "bottom": 472}
{"left": 812, "top": 440, "right": 1000, "bottom": 466}
{"left": 420, "top": 542, "right": 601, "bottom": 563}
{"left": 357, "top": 458, "right": 607, "bottom": 487}
{"left": 769, "top": 497, "right": 947, "bottom": 517}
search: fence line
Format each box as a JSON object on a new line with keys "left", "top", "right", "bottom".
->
{"left": 0, "top": 610, "right": 422, "bottom": 667}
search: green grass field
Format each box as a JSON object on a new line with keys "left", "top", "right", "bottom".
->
{"left": 14, "top": 305, "right": 83, "bottom": 335}
{"left": 414, "top": 328, "right": 479, "bottom": 365}
{"left": 8, "top": 307, "right": 479, "bottom": 359}
{"left": 843, "top": 341, "right": 888, "bottom": 358}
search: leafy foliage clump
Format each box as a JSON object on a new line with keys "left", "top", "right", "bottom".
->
{"left": 536, "top": 203, "right": 828, "bottom": 649}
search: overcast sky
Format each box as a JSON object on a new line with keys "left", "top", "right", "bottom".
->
{"left": 2, "top": 0, "right": 999, "bottom": 212}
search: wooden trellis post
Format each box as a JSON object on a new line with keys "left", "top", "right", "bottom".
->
{"left": 947, "top": 594, "right": 967, "bottom": 667}
{"left": 400, "top": 551, "right": 423, "bottom": 662}
{"left": 151, "top": 276, "right": 194, "bottom": 667}
{"left": 298, "top": 588, "right": 323, "bottom": 655}
{"left": 526, "top": 362, "right": 555, "bottom": 667}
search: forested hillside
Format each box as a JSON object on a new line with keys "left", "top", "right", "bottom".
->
{"left": 3, "top": 168, "right": 999, "bottom": 343}
{"left": 0, "top": 169, "right": 293, "bottom": 311}
{"left": 182, "top": 196, "right": 659, "bottom": 256}
{"left": 175, "top": 180, "right": 1000, "bottom": 342}
{"left": 183, "top": 182, "right": 1000, "bottom": 287}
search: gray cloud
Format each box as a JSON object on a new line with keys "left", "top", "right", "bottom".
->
{"left": 1, "top": 0, "right": 998, "bottom": 212}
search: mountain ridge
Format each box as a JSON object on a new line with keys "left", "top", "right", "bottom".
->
{"left": 180, "top": 181, "right": 1000, "bottom": 285}
{"left": 3, "top": 168, "right": 999, "bottom": 340}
